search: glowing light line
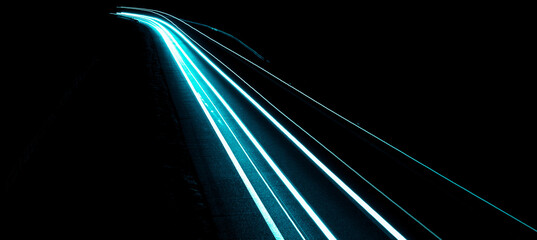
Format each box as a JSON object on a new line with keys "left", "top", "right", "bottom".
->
{"left": 119, "top": 12, "right": 429, "bottom": 238}
{"left": 122, "top": 12, "right": 403, "bottom": 240}
{"left": 134, "top": 17, "right": 285, "bottom": 239}
{"left": 118, "top": 6, "right": 266, "bottom": 62}
{"left": 118, "top": 12, "right": 336, "bottom": 239}
{"left": 178, "top": 35, "right": 306, "bottom": 240}
{"left": 127, "top": 7, "right": 537, "bottom": 234}
{"left": 154, "top": 12, "right": 440, "bottom": 239}
{"left": 154, "top": 16, "right": 336, "bottom": 239}
{"left": 115, "top": 8, "right": 537, "bottom": 238}
{"left": 205, "top": 28, "right": 537, "bottom": 236}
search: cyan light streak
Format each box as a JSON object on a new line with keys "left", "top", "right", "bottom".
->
{"left": 157, "top": 10, "right": 537, "bottom": 236}
{"left": 120, "top": 12, "right": 405, "bottom": 240}
{"left": 164, "top": 14, "right": 440, "bottom": 239}
{"left": 119, "top": 13, "right": 335, "bottom": 239}
{"left": 171, "top": 31, "right": 337, "bottom": 240}
{"left": 118, "top": 12, "right": 335, "bottom": 239}
{"left": 118, "top": 10, "right": 411, "bottom": 239}
{"left": 117, "top": 14, "right": 429, "bottom": 239}
{"left": 132, "top": 16, "right": 286, "bottom": 239}
{"left": 171, "top": 22, "right": 305, "bottom": 239}
{"left": 184, "top": 53, "right": 307, "bottom": 240}
{"left": 133, "top": 9, "right": 437, "bottom": 238}
{"left": 145, "top": 8, "right": 537, "bottom": 236}
{"left": 139, "top": 14, "right": 335, "bottom": 239}
{"left": 118, "top": 6, "right": 266, "bottom": 62}
{"left": 115, "top": 7, "right": 537, "bottom": 238}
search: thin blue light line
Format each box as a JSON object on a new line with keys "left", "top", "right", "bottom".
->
{"left": 157, "top": 16, "right": 336, "bottom": 239}
{"left": 118, "top": 6, "right": 266, "bottom": 62}
{"left": 143, "top": 12, "right": 439, "bottom": 238}
{"left": 179, "top": 36, "right": 306, "bottom": 240}
{"left": 141, "top": 14, "right": 404, "bottom": 240}
{"left": 138, "top": 8, "right": 537, "bottom": 234}
{"left": 135, "top": 17, "right": 284, "bottom": 239}
{"left": 116, "top": 8, "right": 537, "bottom": 237}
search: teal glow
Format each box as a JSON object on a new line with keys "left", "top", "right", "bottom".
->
{"left": 118, "top": 12, "right": 333, "bottom": 239}
{"left": 172, "top": 24, "right": 305, "bottom": 239}
{"left": 123, "top": 12, "right": 404, "bottom": 240}
{"left": 130, "top": 9, "right": 437, "bottom": 238}
{"left": 116, "top": 7, "right": 537, "bottom": 238}
{"left": 153, "top": 7, "right": 537, "bottom": 235}
{"left": 142, "top": 14, "right": 336, "bottom": 240}
{"left": 118, "top": 6, "right": 266, "bottom": 62}
{"left": 132, "top": 16, "right": 285, "bottom": 239}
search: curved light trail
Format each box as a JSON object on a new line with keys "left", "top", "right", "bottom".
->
{"left": 115, "top": 10, "right": 405, "bottom": 240}
{"left": 175, "top": 15, "right": 537, "bottom": 236}
{"left": 114, "top": 7, "right": 537, "bottom": 239}
{"left": 137, "top": 16, "right": 285, "bottom": 239}
{"left": 116, "top": 12, "right": 334, "bottom": 239}
{"left": 124, "top": 7, "right": 537, "bottom": 237}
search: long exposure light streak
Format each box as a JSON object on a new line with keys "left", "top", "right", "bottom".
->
{"left": 185, "top": 21, "right": 537, "bottom": 236}
{"left": 133, "top": 17, "right": 284, "bottom": 239}
{"left": 115, "top": 10, "right": 412, "bottom": 239}
{"left": 125, "top": 8, "right": 440, "bottom": 239}
{"left": 116, "top": 10, "right": 434, "bottom": 239}
{"left": 118, "top": 6, "right": 537, "bottom": 235}
{"left": 168, "top": 26, "right": 337, "bottom": 240}
{"left": 174, "top": 25, "right": 306, "bottom": 239}
{"left": 117, "top": 12, "right": 405, "bottom": 240}
{"left": 153, "top": 12, "right": 442, "bottom": 239}
{"left": 118, "top": 12, "right": 336, "bottom": 239}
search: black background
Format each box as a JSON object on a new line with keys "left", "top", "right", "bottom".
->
{"left": 4, "top": 0, "right": 535, "bottom": 235}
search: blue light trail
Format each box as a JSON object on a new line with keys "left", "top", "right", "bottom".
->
{"left": 113, "top": 7, "right": 537, "bottom": 239}
{"left": 194, "top": 24, "right": 537, "bottom": 236}
{"left": 136, "top": 7, "right": 537, "bottom": 236}
{"left": 116, "top": 10, "right": 410, "bottom": 239}
{"left": 116, "top": 12, "right": 315, "bottom": 239}
{"left": 118, "top": 11, "right": 414, "bottom": 239}
{"left": 118, "top": 7, "right": 439, "bottom": 238}
{"left": 113, "top": 7, "right": 536, "bottom": 239}
{"left": 138, "top": 17, "right": 286, "bottom": 238}
{"left": 112, "top": 6, "right": 537, "bottom": 238}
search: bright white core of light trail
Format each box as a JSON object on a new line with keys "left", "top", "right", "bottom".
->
{"left": 133, "top": 17, "right": 284, "bottom": 239}
{"left": 132, "top": 7, "right": 537, "bottom": 235}
{"left": 121, "top": 6, "right": 438, "bottom": 238}
{"left": 119, "top": 12, "right": 334, "bottom": 239}
{"left": 117, "top": 11, "right": 408, "bottom": 240}
{"left": 117, "top": 7, "right": 537, "bottom": 238}
{"left": 172, "top": 23, "right": 305, "bottom": 239}
{"left": 121, "top": 12, "right": 405, "bottom": 240}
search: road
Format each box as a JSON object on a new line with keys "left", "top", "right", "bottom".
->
{"left": 116, "top": 8, "right": 537, "bottom": 239}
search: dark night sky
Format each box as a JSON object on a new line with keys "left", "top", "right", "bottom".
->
{"left": 5, "top": 1, "right": 535, "bottom": 229}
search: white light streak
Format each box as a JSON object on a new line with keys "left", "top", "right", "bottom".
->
{"left": 141, "top": 14, "right": 404, "bottom": 240}
{"left": 133, "top": 16, "right": 284, "bottom": 239}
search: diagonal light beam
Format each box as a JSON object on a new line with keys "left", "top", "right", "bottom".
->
{"left": 129, "top": 12, "right": 405, "bottom": 240}
{"left": 132, "top": 16, "right": 285, "bottom": 239}
{"left": 130, "top": 6, "right": 537, "bottom": 235}
{"left": 118, "top": 12, "right": 336, "bottom": 239}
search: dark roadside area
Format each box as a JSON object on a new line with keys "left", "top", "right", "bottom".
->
{"left": 3, "top": 4, "right": 215, "bottom": 238}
